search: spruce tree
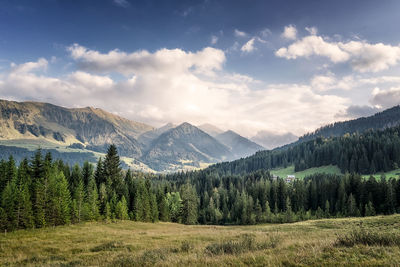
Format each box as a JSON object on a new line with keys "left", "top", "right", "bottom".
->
{"left": 180, "top": 184, "right": 198, "bottom": 225}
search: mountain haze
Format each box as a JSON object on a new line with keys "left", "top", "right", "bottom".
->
{"left": 216, "top": 130, "right": 264, "bottom": 159}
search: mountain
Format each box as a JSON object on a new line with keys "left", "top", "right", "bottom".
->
{"left": 208, "top": 105, "right": 400, "bottom": 176}
{"left": 215, "top": 130, "right": 264, "bottom": 159}
{"left": 296, "top": 105, "right": 400, "bottom": 145}
{"left": 198, "top": 123, "right": 224, "bottom": 137}
{"left": 142, "top": 122, "right": 231, "bottom": 171}
{"left": 251, "top": 131, "right": 298, "bottom": 150}
{"left": 138, "top": 123, "right": 176, "bottom": 151}
{"left": 0, "top": 99, "right": 154, "bottom": 157}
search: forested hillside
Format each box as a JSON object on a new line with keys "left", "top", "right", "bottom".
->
{"left": 1, "top": 144, "right": 400, "bottom": 232}
{"left": 209, "top": 125, "right": 400, "bottom": 175}
{"left": 293, "top": 105, "right": 400, "bottom": 146}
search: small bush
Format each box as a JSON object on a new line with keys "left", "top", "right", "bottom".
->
{"left": 139, "top": 248, "right": 168, "bottom": 265}
{"left": 180, "top": 240, "right": 193, "bottom": 253}
{"left": 336, "top": 229, "right": 400, "bottom": 247}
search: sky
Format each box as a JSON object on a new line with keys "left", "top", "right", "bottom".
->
{"left": 1, "top": 0, "right": 400, "bottom": 138}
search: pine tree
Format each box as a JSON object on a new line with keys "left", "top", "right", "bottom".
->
{"left": 115, "top": 196, "right": 129, "bottom": 220}
{"left": 181, "top": 184, "right": 198, "bottom": 225}
{"left": 150, "top": 194, "right": 159, "bottom": 222}
{"left": 71, "top": 178, "right": 85, "bottom": 223}
{"left": 86, "top": 176, "right": 100, "bottom": 220}
{"left": 47, "top": 170, "right": 71, "bottom": 226}
{"left": 15, "top": 182, "right": 34, "bottom": 229}
{"left": 1, "top": 181, "right": 17, "bottom": 230}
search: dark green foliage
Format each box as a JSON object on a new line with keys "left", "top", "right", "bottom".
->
{"left": 1, "top": 142, "right": 400, "bottom": 233}
{"left": 209, "top": 125, "right": 400, "bottom": 175}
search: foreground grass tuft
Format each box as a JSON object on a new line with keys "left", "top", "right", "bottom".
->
{"left": 205, "top": 233, "right": 278, "bottom": 255}
{"left": 336, "top": 228, "right": 400, "bottom": 247}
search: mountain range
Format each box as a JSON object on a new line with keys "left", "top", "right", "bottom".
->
{"left": 0, "top": 99, "right": 264, "bottom": 172}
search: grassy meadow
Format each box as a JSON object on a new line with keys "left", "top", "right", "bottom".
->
{"left": 271, "top": 165, "right": 342, "bottom": 179}
{"left": 271, "top": 164, "right": 400, "bottom": 180}
{"left": 1, "top": 215, "right": 400, "bottom": 266}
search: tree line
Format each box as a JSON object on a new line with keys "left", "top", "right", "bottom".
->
{"left": 209, "top": 125, "right": 400, "bottom": 175}
{"left": 0, "top": 145, "right": 198, "bottom": 232}
{"left": 1, "top": 145, "right": 400, "bottom": 232}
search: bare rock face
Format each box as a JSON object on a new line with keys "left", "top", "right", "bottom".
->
{"left": 0, "top": 99, "right": 154, "bottom": 158}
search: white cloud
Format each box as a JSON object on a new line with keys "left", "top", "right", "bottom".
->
{"left": 281, "top": 25, "right": 297, "bottom": 40}
{"left": 113, "top": 0, "right": 129, "bottom": 8}
{"left": 370, "top": 87, "right": 400, "bottom": 109}
{"left": 241, "top": 38, "right": 256, "bottom": 53}
{"left": 276, "top": 32, "right": 400, "bottom": 72}
{"left": 310, "top": 74, "right": 337, "bottom": 91}
{"left": 68, "top": 43, "right": 225, "bottom": 77}
{"left": 210, "top": 35, "right": 218, "bottom": 45}
{"left": 305, "top": 26, "right": 318, "bottom": 35}
{"left": 0, "top": 46, "right": 350, "bottom": 137}
{"left": 234, "top": 29, "right": 247, "bottom": 38}
{"left": 276, "top": 35, "right": 350, "bottom": 63}
{"left": 11, "top": 58, "right": 48, "bottom": 73}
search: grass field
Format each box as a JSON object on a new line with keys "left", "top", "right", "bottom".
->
{"left": 271, "top": 165, "right": 342, "bottom": 179}
{"left": 1, "top": 215, "right": 400, "bottom": 266}
{"left": 271, "top": 165, "right": 400, "bottom": 180}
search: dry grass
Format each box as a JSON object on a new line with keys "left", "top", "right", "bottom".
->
{"left": 1, "top": 215, "right": 400, "bottom": 266}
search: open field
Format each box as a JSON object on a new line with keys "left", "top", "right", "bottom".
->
{"left": 272, "top": 165, "right": 400, "bottom": 180}
{"left": 1, "top": 215, "right": 400, "bottom": 266}
{"left": 271, "top": 165, "right": 342, "bottom": 179}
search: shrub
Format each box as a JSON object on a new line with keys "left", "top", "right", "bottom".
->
{"left": 336, "top": 229, "right": 400, "bottom": 247}
{"left": 180, "top": 240, "right": 193, "bottom": 253}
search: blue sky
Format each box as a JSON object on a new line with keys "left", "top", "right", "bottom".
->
{"left": 1, "top": 0, "right": 400, "bottom": 138}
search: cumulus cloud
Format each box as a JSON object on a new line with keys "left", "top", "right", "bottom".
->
{"left": 281, "top": 25, "right": 297, "bottom": 40}
{"left": 276, "top": 35, "right": 350, "bottom": 63}
{"left": 0, "top": 46, "right": 350, "bottom": 137}
{"left": 276, "top": 32, "right": 400, "bottom": 72}
{"left": 241, "top": 38, "right": 256, "bottom": 53}
{"left": 335, "top": 105, "right": 381, "bottom": 119}
{"left": 370, "top": 87, "right": 400, "bottom": 109}
{"left": 68, "top": 43, "right": 225, "bottom": 77}
{"left": 234, "top": 29, "right": 247, "bottom": 38}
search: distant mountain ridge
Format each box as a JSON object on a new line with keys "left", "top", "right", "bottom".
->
{"left": 216, "top": 130, "right": 264, "bottom": 159}
{"left": 142, "top": 122, "right": 231, "bottom": 171}
{"left": 0, "top": 99, "right": 264, "bottom": 172}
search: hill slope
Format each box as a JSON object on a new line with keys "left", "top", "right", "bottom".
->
{"left": 216, "top": 130, "right": 264, "bottom": 159}
{"left": 294, "top": 105, "right": 400, "bottom": 146}
{"left": 142, "top": 122, "right": 231, "bottom": 171}
{"left": 0, "top": 99, "right": 154, "bottom": 157}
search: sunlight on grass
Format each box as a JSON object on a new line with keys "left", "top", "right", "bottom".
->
{"left": 1, "top": 215, "right": 400, "bottom": 266}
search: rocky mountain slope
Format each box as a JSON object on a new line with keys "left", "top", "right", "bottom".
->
{"left": 216, "top": 130, "right": 264, "bottom": 159}
{"left": 0, "top": 99, "right": 265, "bottom": 172}
{"left": 0, "top": 99, "right": 153, "bottom": 157}
{"left": 141, "top": 122, "right": 231, "bottom": 171}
